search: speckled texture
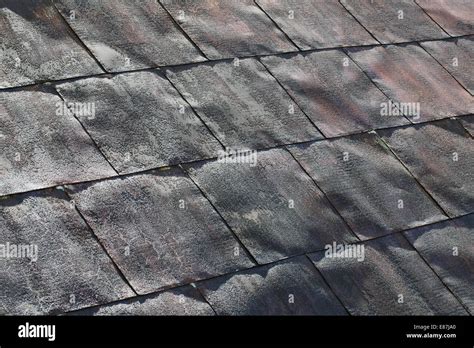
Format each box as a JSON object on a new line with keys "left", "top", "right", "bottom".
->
{"left": 67, "top": 168, "right": 254, "bottom": 295}
{"left": 161, "top": 0, "right": 296, "bottom": 59}
{"left": 0, "top": 189, "right": 135, "bottom": 315}
{"left": 185, "top": 148, "right": 357, "bottom": 264}
{"left": 459, "top": 115, "right": 474, "bottom": 136}
{"left": 198, "top": 256, "right": 347, "bottom": 315}
{"left": 261, "top": 50, "right": 409, "bottom": 137}
{"left": 54, "top": 0, "right": 205, "bottom": 72}
{"left": 0, "top": 0, "right": 102, "bottom": 88}
{"left": 310, "top": 233, "right": 468, "bottom": 315}
{"left": 288, "top": 133, "right": 447, "bottom": 240}
{"left": 56, "top": 71, "right": 221, "bottom": 174}
{"left": 0, "top": 88, "right": 116, "bottom": 196}
{"left": 378, "top": 120, "right": 474, "bottom": 217}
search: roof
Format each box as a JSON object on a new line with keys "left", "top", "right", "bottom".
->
{"left": 0, "top": 0, "right": 473, "bottom": 316}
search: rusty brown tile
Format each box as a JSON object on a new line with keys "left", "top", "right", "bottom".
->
{"left": 340, "top": 0, "right": 448, "bottom": 44}
{"left": 416, "top": 0, "right": 474, "bottom": 36}
{"left": 261, "top": 50, "right": 409, "bottom": 137}
{"left": 53, "top": 0, "right": 205, "bottom": 73}
{"left": 348, "top": 44, "right": 474, "bottom": 123}
{"left": 378, "top": 120, "right": 474, "bottom": 217}
{"left": 256, "top": 0, "right": 377, "bottom": 50}
{"left": 421, "top": 36, "right": 474, "bottom": 95}
{"left": 160, "top": 0, "right": 296, "bottom": 59}
{"left": 0, "top": 0, "right": 102, "bottom": 88}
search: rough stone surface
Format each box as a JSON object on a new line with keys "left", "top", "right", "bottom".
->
{"left": 288, "top": 133, "right": 446, "bottom": 240}
{"left": 56, "top": 71, "right": 221, "bottom": 174}
{"left": 0, "top": 189, "right": 135, "bottom": 315}
{"left": 198, "top": 256, "right": 347, "bottom": 315}
{"left": 0, "top": 0, "right": 102, "bottom": 88}
{"left": 310, "top": 233, "right": 468, "bottom": 315}
{"left": 67, "top": 168, "right": 254, "bottom": 295}
{"left": 378, "top": 120, "right": 474, "bottom": 217}
{"left": 261, "top": 50, "right": 409, "bottom": 137}
{"left": 459, "top": 115, "right": 474, "bottom": 136}
{"left": 161, "top": 0, "right": 296, "bottom": 59}
{"left": 404, "top": 214, "right": 474, "bottom": 314}
{"left": 0, "top": 88, "right": 116, "bottom": 196}
{"left": 185, "top": 148, "right": 357, "bottom": 264}
{"left": 54, "top": 0, "right": 205, "bottom": 72}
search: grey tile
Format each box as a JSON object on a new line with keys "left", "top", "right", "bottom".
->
{"left": 0, "top": 0, "right": 102, "bottom": 88}
{"left": 404, "top": 214, "right": 474, "bottom": 314}
{"left": 459, "top": 115, "right": 474, "bottom": 136}
{"left": 378, "top": 120, "right": 474, "bottom": 217}
{"left": 70, "top": 285, "right": 214, "bottom": 316}
{"left": 310, "top": 233, "right": 468, "bottom": 315}
{"left": 56, "top": 71, "right": 221, "bottom": 174}
{"left": 54, "top": 0, "right": 205, "bottom": 72}
{"left": 198, "top": 256, "right": 347, "bottom": 315}
{"left": 348, "top": 44, "right": 474, "bottom": 122}
{"left": 416, "top": 0, "right": 474, "bottom": 36}
{"left": 184, "top": 148, "right": 357, "bottom": 264}
{"left": 0, "top": 189, "right": 134, "bottom": 315}
{"left": 166, "top": 58, "right": 322, "bottom": 148}
{"left": 340, "top": 0, "right": 448, "bottom": 43}
{"left": 261, "top": 50, "right": 409, "bottom": 138}
{"left": 256, "top": 0, "right": 377, "bottom": 50}
{"left": 67, "top": 168, "right": 254, "bottom": 295}
{"left": 288, "top": 133, "right": 446, "bottom": 240}
{"left": 421, "top": 36, "right": 474, "bottom": 94}
{"left": 0, "top": 88, "right": 116, "bottom": 196}
{"left": 160, "top": 0, "right": 296, "bottom": 59}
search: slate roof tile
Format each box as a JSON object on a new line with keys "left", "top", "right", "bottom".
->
{"left": 256, "top": 0, "right": 377, "bottom": 50}
{"left": 56, "top": 71, "right": 221, "bottom": 174}
{"left": 459, "top": 114, "right": 474, "bottom": 136}
{"left": 0, "top": 189, "right": 135, "bottom": 315}
{"left": 0, "top": 88, "right": 116, "bottom": 196}
{"left": 0, "top": 0, "right": 102, "bottom": 88}
{"left": 288, "top": 132, "right": 447, "bottom": 240}
{"left": 160, "top": 0, "right": 297, "bottom": 59}
{"left": 404, "top": 214, "right": 474, "bottom": 314}
{"left": 184, "top": 148, "right": 357, "bottom": 264}
{"left": 166, "top": 58, "right": 322, "bottom": 148}
{"left": 340, "top": 0, "right": 448, "bottom": 44}
{"left": 53, "top": 0, "right": 206, "bottom": 72}
{"left": 198, "top": 256, "right": 348, "bottom": 315}
{"left": 66, "top": 168, "right": 254, "bottom": 295}
{"left": 416, "top": 0, "right": 474, "bottom": 36}
{"left": 309, "top": 233, "right": 468, "bottom": 315}
{"left": 261, "top": 50, "right": 409, "bottom": 137}
{"left": 378, "top": 119, "right": 474, "bottom": 217}
{"left": 421, "top": 36, "right": 474, "bottom": 95}
{"left": 348, "top": 44, "right": 474, "bottom": 122}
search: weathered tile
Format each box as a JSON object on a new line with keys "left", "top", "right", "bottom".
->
{"left": 0, "top": 0, "right": 102, "bottom": 88}
{"left": 310, "top": 233, "right": 468, "bottom": 315}
{"left": 70, "top": 285, "right": 214, "bottom": 315}
{"left": 67, "top": 168, "right": 254, "bottom": 295}
{"left": 184, "top": 148, "right": 357, "bottom": 264}
{"left": 348, "top": 44, "right": 474, "bottom": 122}
{"left": 421, "top": 36, "right": 474, "bottom": 94}
{"left": 0, "top": 88, "right": 115, "bottom": 196}
{"left": 378, "top": 120, "right": 474, "bottom": 217}
{"left": 261, "top": 50, "right": 409, "bottom": 137}
{"left": 56, "top": 71, "right": 221, "bottom": 174}
{"left": 416, "top": 0, "right": 474, "bottom": 36}
{"left": 340, "top": 0, "right": 448, "bottom": 44}
{"left": 256, "top": 0, "right": 377, "bottom": 50}
{"left": 288, "top": 133, "right": 446, "bottom": 240}
{"left": 166, "top": 58, "right": 322, "bottom": 148}
{"left": 0, "top": 189, "right": 134, "bottom": 315}
{"left": 160, "top": 0, "right": 296, "bottom": 59}
{"left": 404, "top": 214, "right": 474, "bottom": 314}
{"left": 198, "top": 256, "right": 347, "bottom": 315}
{"left": 459, "top": 115, "right": 474, "bottom": 136}
{"left": 54, "top": 0, "right": 205, "bottom": 72}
